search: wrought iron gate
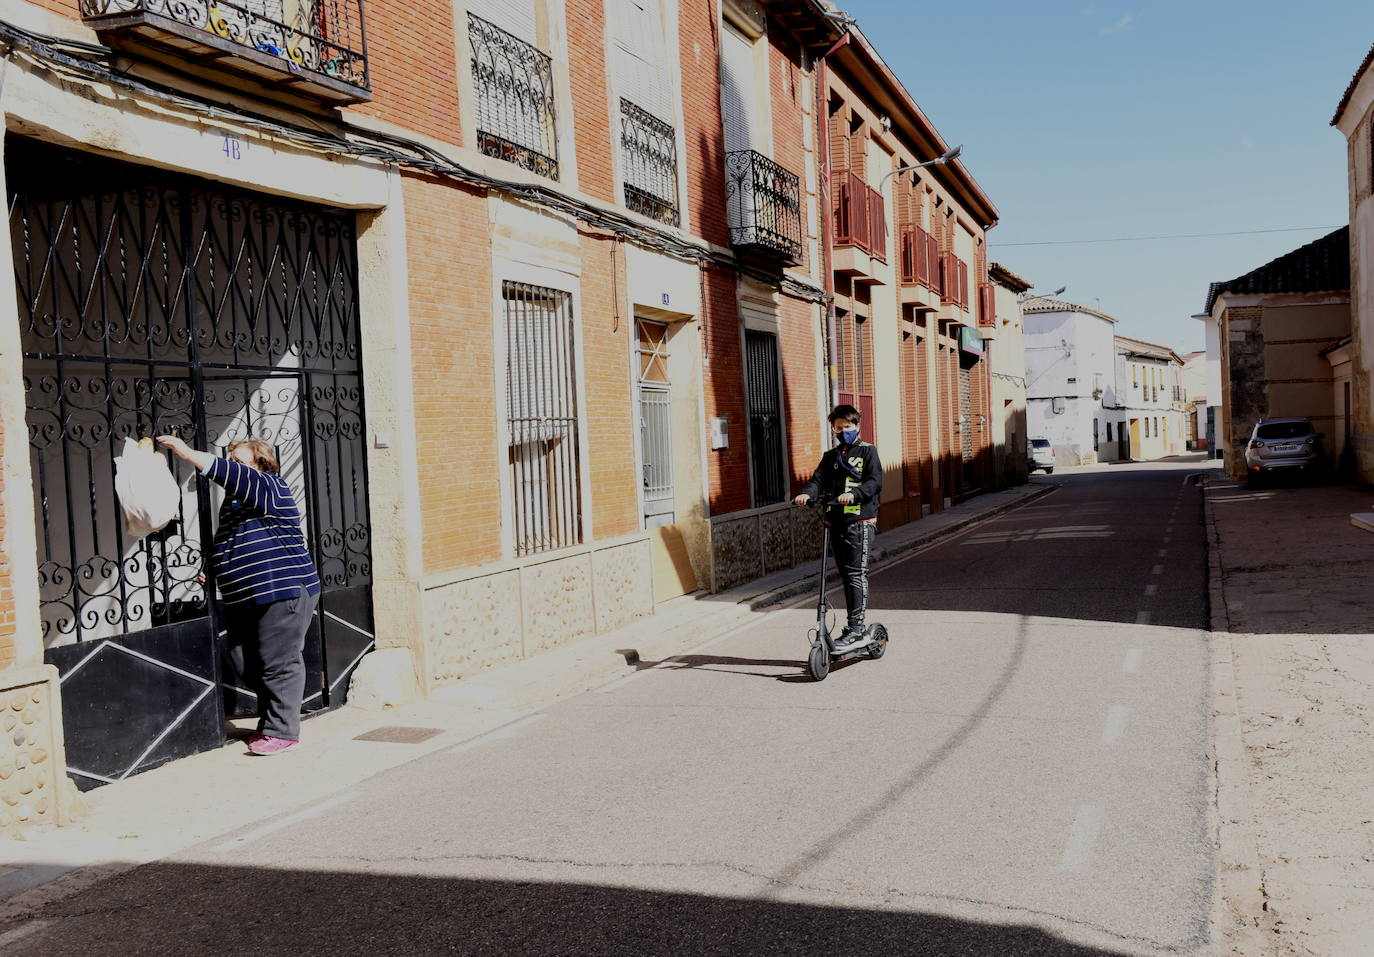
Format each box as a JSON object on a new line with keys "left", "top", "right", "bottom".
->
{"left": 745, "top": 330, "right": 785, "bottom": 507}
{"left": 9, "top": 138, "right": 374, "bottom": 788}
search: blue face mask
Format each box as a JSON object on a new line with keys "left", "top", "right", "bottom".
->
{"left": 837, "top": 427, "right": 860, "bottom": 446}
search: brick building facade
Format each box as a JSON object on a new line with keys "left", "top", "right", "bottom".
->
{"left": 0, "top": 0, "right": 1013, "bottom": 818}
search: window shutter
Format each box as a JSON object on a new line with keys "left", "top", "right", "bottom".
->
{"left": 466, "top": 0, "right": 537, "bottom": 44}
{"left": 611, "top": 0, "right": 672, "bottom": 122}
{"left": 720, "top": 23, "right": 757, "bottom": 153}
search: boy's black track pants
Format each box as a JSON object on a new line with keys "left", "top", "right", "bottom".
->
{"left": 829, "top": 520, "right": 874, "bottom": 630}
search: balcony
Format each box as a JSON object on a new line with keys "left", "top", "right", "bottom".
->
{"left": 898, "top": 223, "right": 940, "bottom": 311}
{"left": 939, "top": 252, "right": 969, "bottom": 312}
{"left": 620, "top": 100, "right": 679, "bottom": 227}
{"left": 832, "top": 170, "right": 886, "bottom": 281}
{"left": 80, "top": 0, "right": 369, "bottom": 104}
{"left": 469, "top": 13, "right": 559, "bottom": 180}
{"left": 724, "top": 149, "right": 803, "bottom": 266}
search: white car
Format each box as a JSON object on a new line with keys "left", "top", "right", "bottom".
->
{"left": 1028, "top": 438, "right": 1055, "bottom": 474}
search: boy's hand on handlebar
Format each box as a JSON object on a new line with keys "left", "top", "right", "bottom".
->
{"left": 836, "top": 493, "right": 854, "bottom": 505}
{"left": 793, "top": 494, "right": 810, "bottom": 507}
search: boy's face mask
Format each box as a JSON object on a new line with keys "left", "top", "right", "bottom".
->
{"left": 836, "top": 426, "right": 860, "bottom": 446}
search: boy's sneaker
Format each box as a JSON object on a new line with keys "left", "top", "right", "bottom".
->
{"left": 247, "top": 734, "right": 299, "bottom": 756}
{"left": 834, "top": 627, "right": 864, "bottom": 649}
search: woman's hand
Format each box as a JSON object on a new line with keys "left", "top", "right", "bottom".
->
{"left": 157, "top": 436, "right": 213, "bottom": 471}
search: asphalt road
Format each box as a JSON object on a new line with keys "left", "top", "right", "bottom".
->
{"left": 3, "top": 460, "right": 1214, "bottom": 956}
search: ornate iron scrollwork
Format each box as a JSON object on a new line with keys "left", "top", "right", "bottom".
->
{"left": 723, "top": 149, "right": 803, "bottom": 265}
{"left": 79, "top": 0, "right": 369, "bottom": 90}
{"left": 620, "top": 100, "right": 680, "bottom": 227}
{"left": 468, "top": 13, "right": 559, "bottom": 181}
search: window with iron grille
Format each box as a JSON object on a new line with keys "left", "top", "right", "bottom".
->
{"left": 504, "top": 281, "right": 581, "bottom": 556}
{"left": 745, "top": 330, "right": 786, "bottom": 507}
{"left": 468, "top": 13, "right": 559, "bottom": 180}
{"left": 620, "top": 100, "right": 680, "bottom": 226}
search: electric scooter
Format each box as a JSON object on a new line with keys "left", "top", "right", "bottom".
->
{"left": 805, "top": 499, "right": 888, "bottom": 681}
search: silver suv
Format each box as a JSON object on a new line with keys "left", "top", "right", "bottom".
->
{"left": 1028, "top": 438, "right": 1055, "bottom": 474}
{"left": 1244, "top": 417, "right": 1323, "bottom": 485}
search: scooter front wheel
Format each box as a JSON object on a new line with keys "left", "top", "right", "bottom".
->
{"left": 867, "top": 624, "right": 888, "bottom": 659}
{"left": 808, "top": 643, "right": 830, "bottom": 681}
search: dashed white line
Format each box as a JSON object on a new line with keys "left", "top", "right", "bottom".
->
{"left": 1060, "top": 805, "right": 1105, "bottom": 873}
{"left": 1102, "top": 705, "right": 1130, "bottom": 745}
{"left": 210, "top": 791, "right": 358, "bottom": 854}
{"left": 1143, "top": 583, "right": 1157, "bottom": 597}
{"left": 1135, "top": 610, "right": 1152, "bottom": 625}
{"left": 1122, "top": 648, "right": 1143, "bottom": 673}
{"left": 1157, "top": 548, "right": 1169, "bottom": 558}
{"left": 1163, "top": 536, "right": 1172, "bottom": 544}
{"left": 1151, "top": 564, "right": 1165, "bottom": 575}
{"left": 449, "top": 713, "right": 548, "bottom": 755}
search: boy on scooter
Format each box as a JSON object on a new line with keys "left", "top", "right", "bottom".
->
{"left": 793, "top": 404, "right": 883, "bottom": 650}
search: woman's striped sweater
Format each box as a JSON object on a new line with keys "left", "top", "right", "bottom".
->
{"left": 204, "top": 458, "right": 321, "bottom": 607}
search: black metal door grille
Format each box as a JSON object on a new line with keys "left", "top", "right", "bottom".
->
{"left": 504, "top": 281, "right": 582, "bottom": 556}
{"left": 9, "top": 137, "right": 374, "bottom": 788}
{"left": 745, "top": 330, "right": 785, "bottom": 507}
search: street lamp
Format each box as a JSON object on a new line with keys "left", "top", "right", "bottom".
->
{"left": 877, "top": 144, "right": 963, "bottom": 192}
{"left": 1018, "top": 285, "right": 1066, "bottom": 304}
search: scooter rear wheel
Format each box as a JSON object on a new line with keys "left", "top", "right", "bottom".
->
{"left": 867, "top": 624, "right": 888, "bottom": 659}
{"left": 808, "top": 643, "right": 830, "bottom": 681}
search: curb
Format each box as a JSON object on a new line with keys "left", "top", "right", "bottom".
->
{"left": 1202, "top": 474, "right": 1275, "bottom": 955}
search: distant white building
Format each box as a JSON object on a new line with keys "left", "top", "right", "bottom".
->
{"left": 1023, "top": 299, "right": 1119, "bottom": 465}
{"left": 1193, "top": 311, "right": 1225, "bottom": 459}
{"left": 1181, "top": 350, "right": 1208, "bottom": 450}
{"left": 1106, "top": 336, "right": 1188, "bottom": 461}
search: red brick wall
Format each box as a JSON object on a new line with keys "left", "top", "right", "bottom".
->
{"left": 347, "top": 0, "right": 462, "bottom": 142}
{"left": 402, "top": 173, "right": 499, "bottom": 574}
{"left": 679, "top": 1, "right": 729, "bottom": 247}
{"left": 579, "top": 234, "right": 637, "bottom": 538}
{"left": 780, "top": 296, "right": 822, "bottom": 492}
{"left": 702, "top": 266, "right": 747, "bottom": 514}
{"left": 768, "top": 26, "right": 808, "bottom": 271}
{"left": 566, "top": 0, "right": 616, "bottom": 204}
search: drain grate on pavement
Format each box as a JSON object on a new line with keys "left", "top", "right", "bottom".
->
{"left": 352, "top": 726, "right": 445, "bottom": 744}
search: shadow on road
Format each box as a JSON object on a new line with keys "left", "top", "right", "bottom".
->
{"left": 1, "top": 861, "right": 1133, "bottom": 956}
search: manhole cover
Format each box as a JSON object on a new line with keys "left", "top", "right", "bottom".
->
{"left": 353, "top": 726, "right": 444, "bottom": 744}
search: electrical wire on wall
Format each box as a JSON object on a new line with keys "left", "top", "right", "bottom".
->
{"left": 0, "top": 18, "right": 828, "bottom": 308}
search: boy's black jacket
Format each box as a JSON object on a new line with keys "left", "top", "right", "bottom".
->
{"left": 797, "top": 440, "right": 883, "bottom": 522}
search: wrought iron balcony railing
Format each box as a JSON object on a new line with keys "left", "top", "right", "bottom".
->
{"left": 724, "top": 150, "right": 803, "bottom": 266}
{"left": 620, "top": 100, "right": 679, "bottom": 227}
{"left": 80, "top": 0, "right": 369, "bottom": 101}
{"left": 468, "top": 13, "right": 559, "bottom": 181}
{"left": 833, "top": 170, "right": 886, "bottom": 262}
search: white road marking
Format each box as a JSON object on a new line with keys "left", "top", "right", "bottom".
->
{"left": 0, "top": 921, "right": 51, "bottom": 948}
{"left": 1163, "top": 536, "right": 1172, "bottom": 544}
{"left": 1102, "top": 705, "right": 1130, "bottom": 745}
{"left": 1135, "top": 610, "right": 1152, "bottom": 625}
{"left": 1157, "top": 548, "right": 1169, "bottom": 558}
{"left": 1151, "top": 564, "right": 1164, "bottom": 575}
{"left": 449, "top": 713, "right": 548, "bottom": 755}
{"left": 1144, "top": 583, "right": 1157, "bottom": 597}
{"left": 210, "top": 791, "right": 358, "bottom": 854}
{"left": 1060, "top": 805, "right": 1105, "bottom": 872}
{"left": 1122, "top": 648, "right": 1143, "bottom": 673}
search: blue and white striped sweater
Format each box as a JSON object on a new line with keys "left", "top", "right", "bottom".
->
{"left": 205, "top": 458, "right": 321, "bottom": 607}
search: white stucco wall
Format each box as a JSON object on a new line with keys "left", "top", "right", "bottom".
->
{"left": 1025, "top": 309, "right": 1116, "bottom": 464}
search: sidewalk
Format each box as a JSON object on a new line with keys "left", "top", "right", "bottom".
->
{"left": 0, "top": 479, "right": 1053, "bottom": 920}
{"left": 1206, "top": 475, "right": 1374, "bottom": 956}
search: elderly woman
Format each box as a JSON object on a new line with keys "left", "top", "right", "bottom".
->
{"left": 159, "top": 434, "right": 320, "bottom": 756}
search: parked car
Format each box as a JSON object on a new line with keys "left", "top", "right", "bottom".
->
{"left": 1244, "top": 417, "right": 1324, "bottom": 486}
{"left": 1028, "top": 438, "right": 1055, "bottom": 474}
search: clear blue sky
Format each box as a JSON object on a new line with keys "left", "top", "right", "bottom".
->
{"left": 842, "top": 0, "right": 1373, "bottom": 353}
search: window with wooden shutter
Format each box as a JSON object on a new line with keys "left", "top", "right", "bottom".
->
{"left": 721, "top": 23, "right": 759, "bottom": 154}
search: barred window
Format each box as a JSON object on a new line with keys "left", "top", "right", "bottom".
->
{"left": 468, "top": 12, "right": 560, "bottom": 180}
{"left": 504, "top": 281, "right": 582, "bottom": 556}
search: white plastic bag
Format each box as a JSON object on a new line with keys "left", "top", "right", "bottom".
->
{"left": 114, "top": 437, "right": 181, "bottom": 540}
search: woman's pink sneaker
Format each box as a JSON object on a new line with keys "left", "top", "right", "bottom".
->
{"left": 247, "top": 734, "right": 299, "bottom": 756}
